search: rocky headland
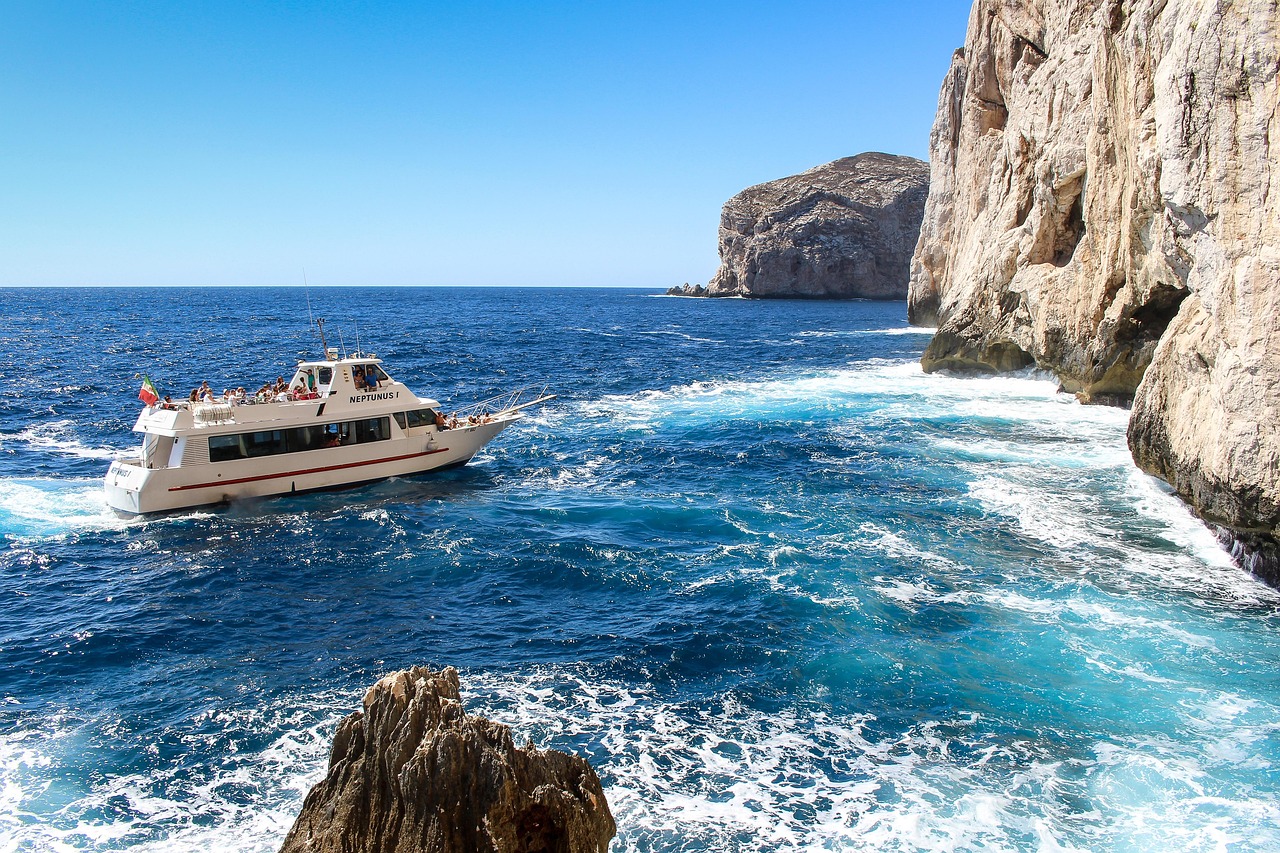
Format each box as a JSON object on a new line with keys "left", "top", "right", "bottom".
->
{"left": 279, "top": 667, "right": 615, "bottom": 853}
{"left": 670, "top": 152, "right": 929, "bottom": 299}
{"left": 908, "top": 0, "right": 1280, "bottom": 577}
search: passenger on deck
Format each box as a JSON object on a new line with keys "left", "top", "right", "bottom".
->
{"left": 435, "top": 410, "right": 448, "bottom": 430}
{"left": 353, "top": 367, "right": 366, "bottom": 390}
{"left": 188, "top": 389, "right": 200, "bottom": 403}
{"left": 363, "top": 366, "right": 378, "bottom": 390}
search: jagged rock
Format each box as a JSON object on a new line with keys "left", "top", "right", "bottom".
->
{"left": 279, "top": 667, "right": 615, "bottom": 853}
{"left": 908, "top": 0, "right": 1280, "bottom": 573}
{"left": 703, "top": 153, "right": 929, "bottom": 299}
{"left": 666, "top": 283, "right": 708, "bottom": 296}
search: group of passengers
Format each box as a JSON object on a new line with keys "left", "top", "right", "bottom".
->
{"left": 177, "top": 366, "right": 380, "bottom": 408}
{"left": 436, "top": 411, "right": 494, "bottom": 430}
{"left": 352, "top": 365, "right": 380, "bottom": 391}
{"left": 179, "top": 376, "right": 304, "bottom": 407}
{"left": 184, "top": 381, "right": 251, "bottom": 405}
{"left": 168, "top": 364, "right": 419, "bottom": 414}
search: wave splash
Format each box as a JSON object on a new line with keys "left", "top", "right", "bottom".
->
{"left": 464, "top": 667, "right": 1280, "bottom": 853}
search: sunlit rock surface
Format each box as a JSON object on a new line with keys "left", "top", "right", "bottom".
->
{"left": 908, "top": 0, "right": 1280, "bottom": 576}
{"left": 700, "top": 152, "right": 928, "bottom": 299}
{"left": 279, "top": 666, "right": 615, "bottom": 853}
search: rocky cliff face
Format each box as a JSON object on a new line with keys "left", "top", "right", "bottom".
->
{"left": 696, "top": 153, "right": 928, "bottom": 299}
{"left": 909, "top": 0, "right": 1280, "bottom": 576}
{"left": 279, "top": 667, "right": 615, "bottom": 853}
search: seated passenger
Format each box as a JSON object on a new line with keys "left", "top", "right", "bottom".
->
{"left": 365, "top": 366, "right": 379, "bottom": 390}
{"left": 434, "top": 410, "right": 448, "bottom": 430}
{"left": 353, "top": 367, "right": 366, "bottom": 390}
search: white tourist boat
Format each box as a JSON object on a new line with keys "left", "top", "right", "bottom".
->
{"left": 104, "top": 347, "right": 552, "bottom": 514}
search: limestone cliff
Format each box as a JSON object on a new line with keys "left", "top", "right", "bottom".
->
{"left": 279, "top": 667, "right": 615, "bottom": 853}
{"left": 697, "top": 153, "right": 928, "bottom": 299}
{"left": 909, "top": 0, "right": 1280, "bottom": 575}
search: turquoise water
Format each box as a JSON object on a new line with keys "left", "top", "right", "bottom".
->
{"left": 1, "top": 287, "right": 1278, "bottom": 851}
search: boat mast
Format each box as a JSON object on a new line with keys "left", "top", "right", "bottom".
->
{"left": 316, "top": 317, "right": 329, "bottom": 357}
{"left": 304, "top": 270, "right": 331, "bottom": 359}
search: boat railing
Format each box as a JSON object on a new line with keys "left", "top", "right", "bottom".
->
{"left": 450, "top": 384, "right": 556, "bottom": 420}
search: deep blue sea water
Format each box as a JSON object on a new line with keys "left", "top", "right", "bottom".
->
{"left": 2, "top": 286, "right": 1278, "bottom": 852}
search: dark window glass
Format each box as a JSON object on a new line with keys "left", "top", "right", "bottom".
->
{"left": 350, "top": 417, "right": 389, "bottom": 443}
{"left": 209, "top": 434, "right": 245, "bottom": 463}
{"left": 207, "top": 418, "right": 389, "bottom": 462}
{"left": 405, "top": 408, "right": 435, "bottom": 429}
{"left": 318, "top": 367, "right": 333, "bottom": 384}
{"left": 393, "top": 412, "right": 407, "bottom": 430}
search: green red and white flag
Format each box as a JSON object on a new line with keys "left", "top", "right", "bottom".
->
{"left": 138, "top": 376, "right": 159, "bottom": 406}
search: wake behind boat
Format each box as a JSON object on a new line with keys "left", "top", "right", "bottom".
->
{"left": 104, "top": 347, "right": 552, "bottom": 514}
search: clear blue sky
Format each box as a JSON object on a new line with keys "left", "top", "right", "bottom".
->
{"left": 1, "top": 1, "right": 971, "bottom": 287}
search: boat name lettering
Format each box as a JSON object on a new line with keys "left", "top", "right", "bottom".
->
{"left": 349, "top": 391, "right": 401, "bottom": 404}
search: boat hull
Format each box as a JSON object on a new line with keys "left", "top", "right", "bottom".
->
{"left": 104, "top": 420, "right": 509, "bottom": 514}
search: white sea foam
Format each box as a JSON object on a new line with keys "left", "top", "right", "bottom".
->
{"left": 3, "top": 419, "right": 122, "bottom": 460}
{"left": 0, "top": 697, "right": 348, "bottom": 853}
{"left": 455, "top": 666, "right": 1280, "bottom": 853}
{"left": 0, "top": 478, "right": 129, "bottom": 539}
{"left": 797, "top": 326, "right": 937, "bottom": 338}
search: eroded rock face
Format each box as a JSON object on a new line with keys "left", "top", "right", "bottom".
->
{"left": 279, "top": 667, "right": 615, "bottom": 853}
{"left": 909, "top": 0, "right": 1280, "bottom": 571}
{"left": 705, "top": 153, "right": 929, "bottom": 299}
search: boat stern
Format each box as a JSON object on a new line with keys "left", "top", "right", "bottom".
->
{"left": 104, "top": 459, "right": 155, "bottom": 515}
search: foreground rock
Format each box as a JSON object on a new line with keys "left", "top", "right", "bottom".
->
{"left": 908, "top": 0, "right": 1280, "bottom": 577}
{"left": 691, "top": 152, "right": 928, "bottom": 299}
{"left": 279, "top": 667, "right": 615, "bottom": 853}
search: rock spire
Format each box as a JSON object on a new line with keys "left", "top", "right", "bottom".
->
{"left": 279, "top": 666, "right": 615, "bottom": 853}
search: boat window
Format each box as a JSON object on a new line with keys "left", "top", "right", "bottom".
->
{"left": 404, "top": 408, "right": 436, "bottom": 429}
{"left": 318, "top": 367, "right": 333, "bottom": 385}
{"left": 393, "top": 412, "right": 407, "bottom": 430}
{"left": 207, "top": 420, "right": 379, "bottom": 462}
{"left": 209, "top": 433, "right": 247, "bottom": 463}
{"left": 369, "top": 365, "right": 390, "bottom": 382}
{"left": 349, "top": 417, "right": 388, "bottom": 444}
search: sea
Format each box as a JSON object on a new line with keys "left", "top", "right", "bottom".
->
{"left": 1, "top": 286, "right": 1278, "bottom": 852}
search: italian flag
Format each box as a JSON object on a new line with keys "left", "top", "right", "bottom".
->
{"left": 138, "top": 376, "right": 159, "bottom": 406}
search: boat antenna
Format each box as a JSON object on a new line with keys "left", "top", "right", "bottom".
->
{"left": 337, "top": 326, "right": 347, "bottom": 359}
{"left": 354, "top": 316, "right": 362, "bottom": 358}
{"left": 303, "top": 269, "right": 315, "bottom": 335}
{"left": 316, "top": 317, "right": 329, "bottom": 357}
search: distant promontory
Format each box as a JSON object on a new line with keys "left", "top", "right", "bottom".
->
{"left": 670, "top": 152, "right": 929, "bottom": 299}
